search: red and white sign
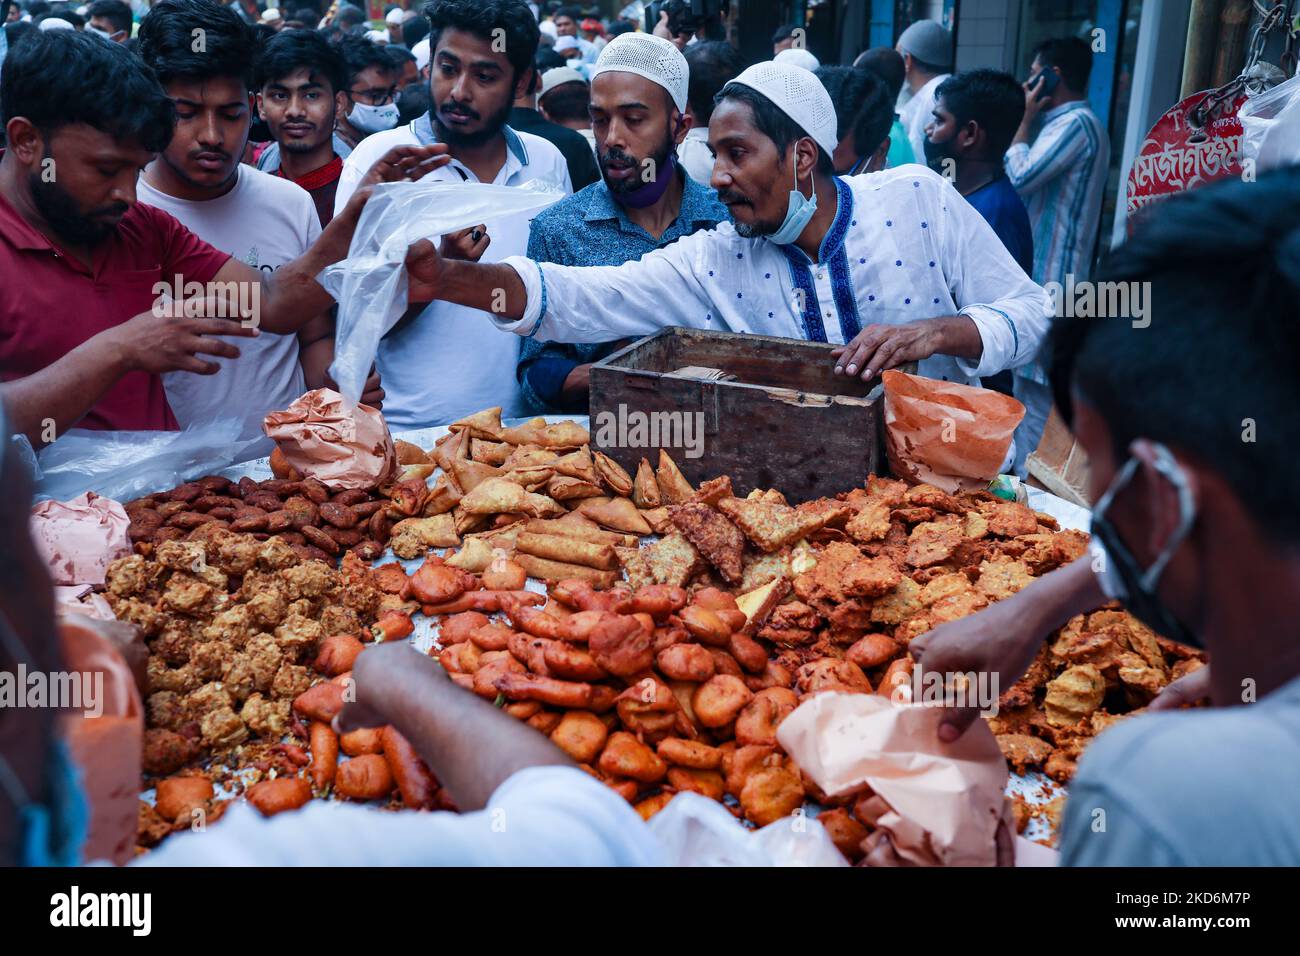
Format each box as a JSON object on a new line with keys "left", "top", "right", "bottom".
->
{"left": 1125, "top": 88, "right": 1247, "bottom": 233}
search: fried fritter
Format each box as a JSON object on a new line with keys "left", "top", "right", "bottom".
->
{"left": 669, "top": 503, "right": 746, "bottom": 584}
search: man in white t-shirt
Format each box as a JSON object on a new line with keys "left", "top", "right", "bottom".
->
{"left": 335, "top": 0, "right": 570, "bottom": 428}
{"left": 136, "top": 1, "right": 342, "bottom": 433}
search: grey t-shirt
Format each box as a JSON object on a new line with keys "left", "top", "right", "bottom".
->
{"left": 1060, "top": 673, "right": 1300, "bottom": 865}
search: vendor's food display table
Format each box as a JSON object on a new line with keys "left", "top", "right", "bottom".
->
{"left": 98, "top": 412, "right": 1201, "bottom": 861}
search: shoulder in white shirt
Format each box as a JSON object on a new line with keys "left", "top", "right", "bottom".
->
{"left": 137, "top": 166, "right": 319, "bottom": 433}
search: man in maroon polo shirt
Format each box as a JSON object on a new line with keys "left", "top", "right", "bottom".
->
{"left": 0, "top": 30, "right": 447, "bottom": 446}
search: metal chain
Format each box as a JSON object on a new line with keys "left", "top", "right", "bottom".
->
{"left": 1189, "top": 0, "right": 1297, "bottom": 137}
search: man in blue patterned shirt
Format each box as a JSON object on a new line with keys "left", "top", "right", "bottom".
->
{"left": 516, "top": 31, "right": 727, "bottom": 414}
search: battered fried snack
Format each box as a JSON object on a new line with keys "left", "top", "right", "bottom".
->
{"left": 717, "top": 496, "right": 826, "bottom": 552}
{"left": 592, "top": 451, "right": 634, "bottom": 496}
{"left": 459, "top": 478, "right": 565, "bottom": 519}
{"left": 669, "top": 502, "right": 745, "bottom": 584}
{"left": 996, "top": 734, "right": 1056, "bottom": 773}
{"left": 550, "top": 711, "right": 608, "bottom": 763}
{"left": 655, "top": 451, "right": 695, "bottom": 503}
{"left": 1044, "top": 664, "right": 1106, "bottom": 727}
{"left": 335, "top": 754, "right": 395, "bottom": 801}
{"left": 515, "top": 553, "right": 619, "bottom": 588}
{"left": 632, "top": 458, "right": 662, "bottom": 508}
{"left": 246, "top": 776, "right": 313, "bottom": 816}
{"left": 516, "top": 531, "right": 617, "bottom": 571}
{"left": 578, "top": 496, "right": 653, "bottom": 535}
{"left": 389, "top": 515, "right": 459, "bottom": 558}
{"left": 616, "top": 532, "right": 704, "bottom": 590}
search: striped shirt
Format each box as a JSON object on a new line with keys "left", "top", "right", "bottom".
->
{"left": 1004, "top": 100, "right": 1109, "bottom": 381}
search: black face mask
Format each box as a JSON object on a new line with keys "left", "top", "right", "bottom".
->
{"left": 1088, "top": 445, "right": 1202, "bottom": 648}
{"left": 922, "top": 135, "right": 955, "bottom": 174}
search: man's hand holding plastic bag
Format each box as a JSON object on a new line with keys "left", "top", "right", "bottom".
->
{"left": 321, "top": 178, "right": 564, "bottom": 404}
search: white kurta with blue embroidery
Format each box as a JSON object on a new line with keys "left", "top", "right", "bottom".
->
{"left": 499, "top": 165, "right": 1053, "bottom": 386}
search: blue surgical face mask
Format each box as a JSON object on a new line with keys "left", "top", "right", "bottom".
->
{"left": 767, "top": 154, "right": 817, "bottom": 246}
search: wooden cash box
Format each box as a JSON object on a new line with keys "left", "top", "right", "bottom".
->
{"left": 588, "top": 328, "right": 904, "bottom": 504}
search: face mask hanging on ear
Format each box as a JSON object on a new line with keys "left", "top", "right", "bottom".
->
{"left": 1088, "top": 442, "right": 1202, "bottom": 648}
{"left": 767, "top": 148, "right": 818, "bottom": 246}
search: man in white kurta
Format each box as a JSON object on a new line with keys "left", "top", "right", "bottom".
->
{"left": 498, "top": 164, "right": 1049, "bottom": 385}
{"left": 400, "top": 61, "right": 1052, "bottom": 391}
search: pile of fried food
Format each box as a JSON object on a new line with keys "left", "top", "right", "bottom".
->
{"left": 409, "top": 409, "right": 1207, "bottom": 858}
{"left": 123, "top": 470, "right": 397, "bottom": 563}
{"left": 111, "top": 529, "right": 434, "bottom": 850}
{"left": 120, "top": 405, "right": 1206, "bottom": 859}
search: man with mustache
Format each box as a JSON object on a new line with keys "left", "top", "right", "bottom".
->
{"left": 334, "top": 0, "right": 571, "bottom": 428}
{"left": 0, "top": 28, "right": 448, "bottom": 445}
{"left": 398, "top": 61, "right": 1052, "bottom": 395}
{"left": 516, "top": 32, "right": 727, "bottom": 414}
{"left": 135, "top": 0, "right": 354, "bottom": 434}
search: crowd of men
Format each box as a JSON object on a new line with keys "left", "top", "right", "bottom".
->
{"left": 0, "top": 1, "right": 1112, "bottom": 473}
{"left": 7, "top": 0, "right": 1295, "bottom": 871}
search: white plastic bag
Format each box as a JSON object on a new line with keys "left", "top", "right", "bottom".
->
{"left": 33, "top": 419, "right": 270, "bottom": 502}
{"left": 319, "top": 179, "right": 564, "bottom": 404}
{"left": 1239, "top": 72, "right": 1300, "bottom": 173}
{"left": 646, "top": 792, "right": 849, "bottom": 867}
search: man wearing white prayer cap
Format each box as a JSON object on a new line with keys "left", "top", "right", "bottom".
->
{"left": 515, "top": 31, "right": 729, "bottom": 413}
{"left": 404, "top": 60, "right": 1052, "bottom": 399}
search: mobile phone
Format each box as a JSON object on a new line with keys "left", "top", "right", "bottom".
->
{"left": 1028, "top": 68, "right": 1059, "bottom": 101}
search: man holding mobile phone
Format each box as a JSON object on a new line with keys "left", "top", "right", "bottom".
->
{"left": 1004, "top": 36, "right": 1109, "bottom": 475}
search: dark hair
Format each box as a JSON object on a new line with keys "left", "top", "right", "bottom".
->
{"left": 607, "top": 18, "right": 634, "bottom": 38}
{"left": 0, "top": 29, "right": 174, "bottom": 151}
{"left": 934, "top": 68, "right": 1024, "bottom": 158}
{"left": 254, "top": 27, "right": 345, "bottom": 94}
{"left": 1048, "top": 168, "right": 1300, "bottom": 542}
{"left": 397, "top": 80, "right": 431, "bottom": 123}
{"left": 684, "top": 40, "right": 740, "bottom": 125}
{"left": 334, "top": 4, "right": 366, "bottom": 29}
{"left": 1033, "top": 36, "right": 1092, "bottom": 92}
{"left": 716, "top": 82, "right": 833, "bottom": 175}
{"left": 24, "top": 0, "right": 49, "bottom": 16}
{"left": 318, "top": 22, "right": 343, "bottom": 43}
{"left": 539, "top": 79, "right": 588, "bottom": 122}
{"left": 422, "top": 0, "right": 539, "bottom": 80}
{"left": 854, "top": 46, "right": 905, "bottom": 104}
{"left": 771, "top": 24, "right": 798, "bottom": 44}
{"left": 137, "top": 0, "right": 257, "bottom": 89}
{"left": 402, "top": 14, "right": 429, "bottom": 47}
{"left": 387, "top": 45, "right": 417, "bottom": 65}
{"left": 289, "top": 7, "right": 319, "bottom": 29}
{"left": 553, "top": 4, "right": 580, "bottom": 21}
{"left": 815, "top": 65, "right": 867, "bottom": 142}
{"left": 87, "top": 0, "right": 132, "bottom": 34}
{"left": 534, "top": 46, "right": 565, "bottom": 71}
{"left": 337, "top": 34, "right": 396, "bottom": 88}
{"left": 4, "top": 20, "right": 35, "bottom": 49}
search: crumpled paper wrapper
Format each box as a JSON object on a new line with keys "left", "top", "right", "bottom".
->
{"left": 777, "top": 692, "right": 1012, "bottom": 866}
{"left": 30, "top": 491, "right": 130, "bottom": 586}
{"left": 883, "top": 370, "right": 1025, "bottom": 493}
{"left": 263, "top": 388, "right": 398, "bottom": 490}
{"left": 59, "top": 615, "right": 144, "bottom": 866}
{"left": 54, "top": 585, "right": 117, "bottom": 621}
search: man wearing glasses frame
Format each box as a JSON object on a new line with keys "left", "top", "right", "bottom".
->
{"left": 335, "top": 35, "right": 401, "bottom": 152}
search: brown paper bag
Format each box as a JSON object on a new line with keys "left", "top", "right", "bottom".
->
{"left": 882, "top": 370, "right": 1025, "bottom": 492}
{"left": 777, "top": 692, "right": 1012, "bottom": 866}
{"left": 263, "top": 388, "right": 398, "bottom": 490}
{"left": 58, "top": 616, "right": 143, "bottom": 865}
